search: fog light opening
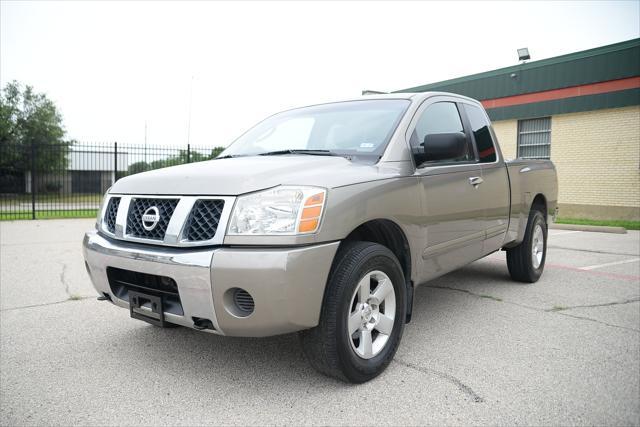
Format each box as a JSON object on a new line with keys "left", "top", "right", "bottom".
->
{"left": 223, "top": 287, "right": 255, "bottom": 318}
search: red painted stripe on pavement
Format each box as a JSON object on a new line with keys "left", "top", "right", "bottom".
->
{"left": 544, "top": 263, "right": 640, "bottom": 282}
{"left": 485, "top": 257, "right": 640, "bottom": 282}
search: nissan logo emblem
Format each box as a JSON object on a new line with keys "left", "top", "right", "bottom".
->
{"left": 141, "top": 206, "right": 160, "bottom": 231}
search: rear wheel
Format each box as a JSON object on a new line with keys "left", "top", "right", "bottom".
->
{"left": 300, "top": 241, "right": 406, "bottom": 383}
{"left": 506, "top": 209, "right": 547, "bottom": 283}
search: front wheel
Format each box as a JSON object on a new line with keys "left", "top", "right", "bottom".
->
{"left": 506, "top": 209, "right": 548, "bottom": 283}
{"left": 300, "top": 241, "right": 406, "bottom": 383}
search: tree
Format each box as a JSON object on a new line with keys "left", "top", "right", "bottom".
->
{"left": 0, "top": 81, "right": 70, "bottom": 173}
{"left": 127, "top": 161, "right": 150, "bottom": 175}
{"left": 211, "top": 146, "right": 225, "bottom": 158}
{"left": 126, "top": 146, "right": 227, "bottom": 175}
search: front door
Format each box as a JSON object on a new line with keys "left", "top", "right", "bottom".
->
{"left": 408, "top": 98, "right": 485, "bottom": 281}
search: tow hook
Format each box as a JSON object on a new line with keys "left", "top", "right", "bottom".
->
{"left": 97, "top": 293, "right": 111, "bottom": 301}
{"left": 192, "top": 317, "right": 215, "bottom": 331}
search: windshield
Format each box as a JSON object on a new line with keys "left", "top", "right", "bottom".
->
{"left": 219, "top": 99, "right": 410, "bottom": 163}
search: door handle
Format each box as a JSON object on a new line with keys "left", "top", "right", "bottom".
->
{"left": 469, "top": 176, "right": 483, "bottom": 187}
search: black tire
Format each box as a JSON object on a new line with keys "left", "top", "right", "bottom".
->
{"left": 506, "top": 209, "right": 547, "bottom": 283}
{"left": 299, "top": 241, "right": 406, "bottom": 383}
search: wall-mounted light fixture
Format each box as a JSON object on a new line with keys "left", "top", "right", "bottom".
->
{"left": 517, "top": 48, "right": 531, "bottom": 62}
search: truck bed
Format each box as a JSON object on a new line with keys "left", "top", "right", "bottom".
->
{"left": 503, "top": 159, "right": 558, "bottom": 247}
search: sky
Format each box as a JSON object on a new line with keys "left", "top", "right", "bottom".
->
{"left": 1, "top": 1, "right": 639, "bottom": 148}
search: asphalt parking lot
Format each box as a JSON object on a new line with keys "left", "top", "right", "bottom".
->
{"left": 1, "top": 219, "right": 639, "bottom": 426}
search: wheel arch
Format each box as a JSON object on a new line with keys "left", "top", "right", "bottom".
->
{"left": 504, "top": 192, "right": 549, "bottom": 249}
{"left": 531, "top": 193, "right": 548, "bottom": 221}
{"left": 341, "top": 219, "right": 411, "bottom": 281}
{"left": 338, "top": 218, "right": 414, "bottom": 323}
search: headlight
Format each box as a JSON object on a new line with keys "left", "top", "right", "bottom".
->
{"left": 228, "top": 186, "right": 326, "bottom": 235}
{"left": 96, "top": 189, "right": 111, "bottom": 229}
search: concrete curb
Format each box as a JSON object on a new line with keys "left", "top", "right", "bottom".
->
{"left": 550, "top": 223, "right": 627, "bottom": 234}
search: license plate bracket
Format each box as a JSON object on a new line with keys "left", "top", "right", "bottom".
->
{"left": 129, "top": 290, "right": 165, "bottom": 327}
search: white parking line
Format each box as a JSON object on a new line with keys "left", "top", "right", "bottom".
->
{"left": 580, "top": 258, "right": 640, "bottom": 271}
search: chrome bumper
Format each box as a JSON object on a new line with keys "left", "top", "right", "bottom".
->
{"left": 82, "top": 230, "right": 339, "bottom": 337}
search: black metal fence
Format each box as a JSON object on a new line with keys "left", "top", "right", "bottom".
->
{"left": 0, "top": 141, "right": 224, "bottom": 220}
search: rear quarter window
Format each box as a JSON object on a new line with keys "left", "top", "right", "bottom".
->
{"left": 464, "top": 104, "right": 497, "bottom": 163}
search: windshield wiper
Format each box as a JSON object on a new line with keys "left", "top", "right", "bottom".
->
{"left": 215, "top": 154, "right": 246, "bottom": 160}
{"left": 218, "top": 150, "right": 349, "bottom": 159}
{"left": 258, "top": 149, "right": 340, "bottom": 157}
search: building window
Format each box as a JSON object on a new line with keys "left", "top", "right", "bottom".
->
{"left": 517, "top": 117, "right": 551, "bottom": 159}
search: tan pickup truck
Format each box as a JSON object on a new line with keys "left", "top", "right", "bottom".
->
{"left": 83, "top": 92, "right": 558, "bottom": 382}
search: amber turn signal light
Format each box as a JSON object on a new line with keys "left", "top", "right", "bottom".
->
{"left": 298, "top": 192, "right": 325, "bottom": 233}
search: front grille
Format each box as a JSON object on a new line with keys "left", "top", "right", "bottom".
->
{"left": 184, "top": 199, "right": 225, "bottom": 241}
{"left": 106, "top": 267, "right": 183, "bottom": 315}
{"left": 104, "top": 197, "right": 120, "bottom": 233}
{"left": 126, "top": 198, "right": 178, "bottom": 240}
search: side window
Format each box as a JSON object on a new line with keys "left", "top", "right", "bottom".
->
{"left": 410, "top": 102, "right": 473, "bottom": 167}
{"left": 464, "top": 104, "right": 497, "bottom": 163}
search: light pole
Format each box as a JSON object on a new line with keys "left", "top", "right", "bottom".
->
{"left": 144, "top": 120, "right": 147, "bottom": 168}
{"left": 187, "top": 75, "right": 194, "bottom": 146}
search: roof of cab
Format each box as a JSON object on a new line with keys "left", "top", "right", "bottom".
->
{"left": 324, "top": 91, "right": 481, "bottom": 104}
{"left": 358, "top": 91, "right": 481, "bottom": 103}
{"left": 275, "top": 91, "right": 483, "bottom": 116}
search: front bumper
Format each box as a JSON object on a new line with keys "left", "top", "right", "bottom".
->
{"left": 83, "top": 230, "right": 339, "bottom": 337}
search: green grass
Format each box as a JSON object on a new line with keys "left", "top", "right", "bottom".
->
{"left": 479, "top": 294, "right": 503, "bottom": 302}
{"left": 0, "top": 209, "right": 98, "bottom": 221}
{"left": 0, "top": 193, "right": 102, "bottom": 207}
{"left": 555, "top": 217, "right": 640, "bottom": 230}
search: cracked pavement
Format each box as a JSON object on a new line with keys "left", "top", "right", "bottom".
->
{"left": 1, "top": 220, "right": 639, "bottom": 425}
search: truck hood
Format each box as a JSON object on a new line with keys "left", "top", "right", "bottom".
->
{"left": 110, "top": 155, "right": 410, "bottom": 196}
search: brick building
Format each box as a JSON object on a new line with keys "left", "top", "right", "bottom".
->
{"left": 395, "top": 39, "right": 640, "bottom": 221}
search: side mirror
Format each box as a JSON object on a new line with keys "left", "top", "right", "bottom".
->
{"left": 422, "top": 132, "right": 467, "bottom": 162}
{"left": 411, "top": 140, "right": 427, "bottom": 165}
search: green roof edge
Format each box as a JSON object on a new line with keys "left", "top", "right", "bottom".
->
{"left": 486, "top": 88, "right": 640, "bottom": 121}
{"left": 395, "top": 38, "right": 640, "bottom": 93}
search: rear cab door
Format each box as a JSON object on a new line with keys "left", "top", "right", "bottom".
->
{"left": 459, "top": 102, "right": 511, "bottom": 255}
